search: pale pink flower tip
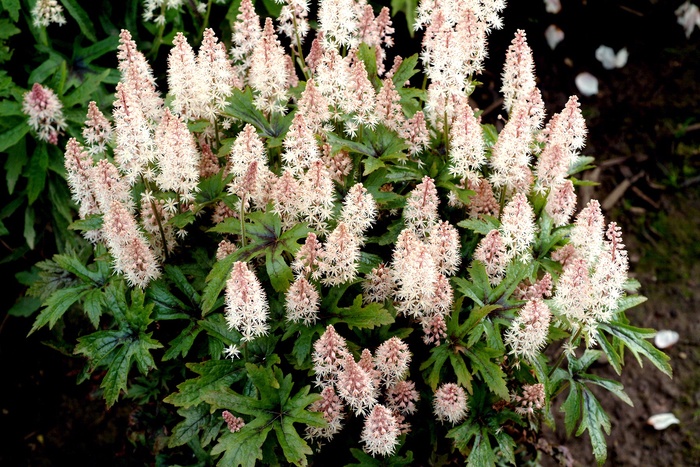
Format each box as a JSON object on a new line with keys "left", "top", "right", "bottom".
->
{"left": 224, "top": 262, "right": 269, "bottom": 342}
{"left": 374, "top": 337, "right": 411, "bottom": 386}
{"left": 312, "top": 325, "right": 350, "bottom": 383}
{"left": 360, "top": 404, "right": 400, "bottom": 457}
{"left": 505, "top": 298, "right": 552, "bottom": 360}
{"left": 222, "top": 410, "right": 245, "bottom": 433}
{"left": 433, "top": 383, "right": 468, "bottom": 425}
{"left": 336, "top": 354, "right": 377, "bottom": 416}
{"left": 386, "top": 380, "right": 419, "bottom": 415}
{"left": 23, "top": 83, "right": 66, "bottom": 144}
{"left": 285, "top": 276, "right": 320, "bottom": 325}
{"left": 514, "top": 383, "right": 546, "bottom": 416}
{"left": 306, "top": 386, "right": 345, "bottom": 440}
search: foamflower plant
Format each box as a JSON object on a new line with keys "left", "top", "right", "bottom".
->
{"left": 27, "top": 0, "right": 671, "bottom": 465}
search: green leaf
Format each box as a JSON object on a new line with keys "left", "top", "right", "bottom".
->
{"left": 82, "top": 288, "right": 103, "bottom": 328}
{"left": 0, "top": 121, "right": 29, "bottom": 152}
{"left": 60, "top": 0, "right": 98, "bottom": 42}
{"left": 449, "top": 352, "right": 472, "bottom": 393}
{"left": 169, "top": 404, "right": 216, "bottom": 448}
{"left": 419, "top": 344, "right": 448, "bottom": 390}
{"left": 328, "top": 294, "right": 394, "bottom": 330}
{"left": 100, "top": 343, "right": 135, "bottom": 406}
{"left": 561, "top": 380, "right": 582, "bottom": 437}
{"left": 579, "top": 374, "right": 633, "bottom": 406}
{"left": 1, "top": 0, "right": 20, "bottom": 21}
{"left": 363, "top": 155, "right": 386, "bottom": 175}
{"left": 459, "top": 304, "right": 499, "bottom": 337}
{"left": 26, "top": 143, "right": 48, "bottom": 205}
{"left": 4, "top": 138, "right": 26, "bottom": 194}
{"left": 467, "top": 428, "right": 496, "bottom": 467}
{"left": 68, "top": 215, "right": 103, "bottom": 232}
{"left": 211, "top": 417, "right": 272, "bottom": 467}
{"left": 576, "top": 387, "right": 611, "bottom": 465}
{"left": 8, "top": 296, "right": 42, "bottom": 317}
{"left": 201, "top": 253, "right": 237, "bottom": 316}
{"left": 165, "top": 359, "right": 245, "bottom": 409}
{"left": 456, "top": 217, "right": 499, "bottom": 235}
{"left": 599, "top": 322, "right": 672, "bottom": 378}
{"left": 163, "top": 321, "right": 203, "bottom": 361}
{"left": 596, "top": 328, "right": 622, "bottom": 375}
{"left": 273, "top": 417, "right": 312, "bottom": 466}
{"left": 29, "top": 285, "right": 91, "bottom": 333}
{"left": 223, "top": 87, "right": 271, "bottom": 136}
{"left": 62, "top": 69, "right": 111, "bottom": 107}
{"left": 465, "top": 346, "right": 509, "bottom": 400}
{"left": 391, "top": 53, "right": 419, "bottom": 88}
{"left": 266, "top": 249, "right": 293, "bottom": 293}
{"left": 24, "top": 205, "right": 35, "bottom": 249}
{"left": 165, "top": 264, "right": 201, "bottom": 307}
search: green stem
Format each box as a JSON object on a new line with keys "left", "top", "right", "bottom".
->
{"left": 240, "top": 193, "right": 247, "bottom": 248}
{"left": 150, "top": 4, "right": 168, "bottom": 59}
{"left": 547, "top": 327, "right": 584, "bottom": 378}
{"left": 141, "top": 175, "right": 170, "bottom": 260}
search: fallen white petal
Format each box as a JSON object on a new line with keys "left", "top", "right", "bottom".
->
{"left": 544, "top": 0, "right": 561, "bottom": 14}
{"left": 545, "top": 25, "right": 565, "bottom": 50}
{"left": 595, "top": 45, "right": 617, "bottom": 70}
{"left": 575, "top": 72, "right": 599, "bottom": 96}
{"left": 654, "top": 330, "right": 679, "bottom": 349}
{"left": 615, "top": 48, "right": 629, "bottom": 68}
{"left": 647, "top": 413, "right": 680, "bottom": 430}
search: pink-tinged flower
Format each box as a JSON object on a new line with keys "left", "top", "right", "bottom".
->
{"left": 386, "top": 380, "right": 419, "bottom": 415}
{"left": 514, "top": 383, "right": 546, "bottom": 416}
{"left": 102, "top": 200, "right": 161, "bottom": 287}
{"left": 570, "top": 199, "right": 605, "bottom": 266}
{"left": 540, "top": 95, "right": 587, "bottom": 166}
{"left": 474, "top": 229, "right": 509, "bottom": 285}
{"left": 297, "top": 160, "right": 335, "bottom": 234}
{"left": 250, "top": 18, "right": 290, "bottom": 114}
{"left": 292, "top": 232, "right": 323, "bottom": 279}
{"left": 31, "top": 0, "right": 66, "bottom": 27}
{"left": 282, "top": 112, "right": 320, "bottom": 175}
{"left": 323, "top": 145, "right": 352, "bottom": 183}
{"left": 551, "top": 243, "right": 578, "bottom": 268}
{"left": 305, "top": 33, "right": 325, "bottom": 74}
{"left": 231, "top": 0, "right": 262, "bottom": 82}
{"left": 22, "top": 83, "right": 66, "bottom": 144}
{"left": 360, "top": 404, "right": 400, "bottom": 457}
{"left": 544, "top": 0, "right": 561, "bottom": 14}
{"left": 277, "top": 0, "right": 310, "bottom": 45}
{"left": 305, "top": 386, "right": 345, "bottom": 440}
{"left": 501, "top": 30, "right": 536, "bottom": 113}
{"left": 167, "top": 33, "right": 203, "bottom": 120}
{"left": 82, "top": 101, "right": 112, "bottom": 155}
{"left": 199, "top": 143, "right": 220, "bottom": 178}
{"left": 337, "top": 354, "right": 378, "bottom": 416}
{"left": 420, "top": 313, "right": 447, "bottom": 346}
{"left": 500, "top": 193, "right": 537, "bottom": 260}
{"left": 222, "top": 411, "right": 245, "bottom": 433}
{"left": 358, "top": 348, "right": 382, "bottom": 389}
{"left": 318, "top": 0, "right": 361, "bottom": 50}
{"left": 224, "top": 262, "right": 269, "bottom": 342}
{"left": 392, "top": 229, "right": 440, "bottom": 317}
{"left": 90, "top": 159, "right": 133, "bottom": 211}
{"left": 375, "top": 77, "right": 405, "bottom": 133}
{"left": 400, "top": 110, "right": 430, "bottom": 156}
{"left": 285, "top": 276, "right": 320, "bottom": 325}
{"left": 449, "top": 101, "right": 485, "bottom": 182}
{"left": 296, "top": 79, "right": 330, "bottom": 134}
{"left": 140, "top": 197, "right": 176, "bottom": 257}
{"left": 489, "top": 87, "right": 544, "bottom": 192}
{"left": 154, "top": 108, "right": 200, "bottom": 202}
{"left": 312, "top": 325, "right": 350, "bottom": 384}
{"left": 545, "top": 179, "right": 576, "bottom": 227}
{"left": 340, "top": 183, "right": 377, "bottom": 238}
{"left": 198, "top": 28, "right": 240, "bottom": 119}
{"left": 589, "top": 222, "right": 629, "bottom": 322}
{"left": 433, "top": 383, "right": 468, "bottom": 425}
{"left": 374, "top": 338, "right": 411, "bottom": 386}
{"left": 216, "top": 239, "right": 237, "bottom": 261}
{"left": 362, "top": 263, "right": 396, "bottom": 304}
{"left": 357, "top": 6, "right": 394, "bottom": 75}
{"left": 272, "top": 170, "right": 302, "bottom": 229}
{"left": 404, "top": 176, "right": 439, "bottom": 237}
{"left": 505, "top": 298, "right": 552, "bottom": 360}
{"left": 535, "top": 144, "right": 569, "bottom": 192}
{"left": 349, "top": 59, "right": 378, "bottom": 130}
{"left": 117, "top": 30, "right": 163, "bottom": 122}
{"left": 466, "top": 178, "right": 500, "bottom": 219}
{"left": 429, "top": 221, "right": 461, "bottom": 276}
{"left": 229, "top": 124, "right": 267, "bottom": 178}
{"left": 514, "top": 273, "right": 553, "bottom": 301}
{"left": 552, "top": 256, "right": 592, "bottom": 324}
{"left": 64, "top": 139, "right": 99, "bottom": 224}
{"left": 112, "top": 82, "right": 157, "bottom": 185}
{"left": 318, "top": 222, "right": 361, "bottom": 286}
{"left": 314, "top": 48, "right": 355, "bottom": 119}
